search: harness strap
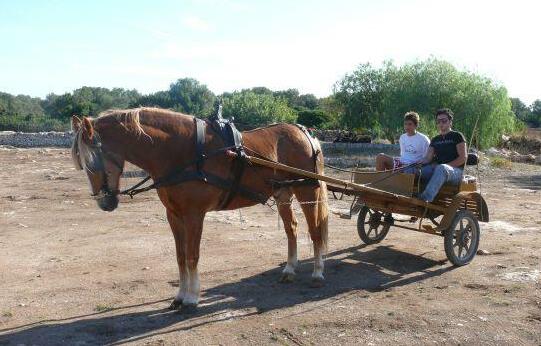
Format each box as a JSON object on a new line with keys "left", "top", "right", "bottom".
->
{"left": 295, "top": 124, "right": 320, "bottom": 173}
{"left": 194, "top": 118, "right": 207, "bottom": 173}
{"left": 205, "top": 172, "right": 268, "bottom": 206}
{"left": 217, "top": 121, "right": 247, "bottom": 209}
{"left": 120, "top": 115, "right": 263, "bottom": 208}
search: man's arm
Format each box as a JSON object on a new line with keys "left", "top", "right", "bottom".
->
{"left": 420, "top": 147, "right": 434, "bottom": 164}
{"left": 447, "top": 142, "right": 467, "bottom": 168}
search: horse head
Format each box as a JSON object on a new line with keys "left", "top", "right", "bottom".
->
{"left": 71, "top": 115, "right": 125, "bottom": 211}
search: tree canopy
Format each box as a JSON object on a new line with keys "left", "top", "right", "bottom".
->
{"left": 221, "top": 90, "right": 297, "bottom": 127}
{"left": 333, "top": 59, "right": 524, "bottom": 148}
{"left": 0, "top": 59, "right": 537, "bottom": 146}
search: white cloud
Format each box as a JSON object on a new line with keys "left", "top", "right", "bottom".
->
{"left": 182, "top": 15, "right": 213, "bottom": 32}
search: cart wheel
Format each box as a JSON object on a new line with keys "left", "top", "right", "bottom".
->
{"left": 357, "top": 206, "right": 392, "bottom": 244}
{"left": 444, "top": 210, "right": 480, "bottom": 266}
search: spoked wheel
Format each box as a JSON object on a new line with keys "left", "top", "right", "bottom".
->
{"left": 357, "top": 206, "right": 392, "bottom": 244}
{"left": 444, "top": 210, "right": 480, "bottom": 266}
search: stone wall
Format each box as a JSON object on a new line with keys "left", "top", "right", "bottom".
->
{"left": 0, "top": 131, "right": 399, "bottom": 168}
{"left": 0, "top": 131, "right": 73, "bottom": 148}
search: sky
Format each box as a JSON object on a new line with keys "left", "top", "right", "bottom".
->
{"left": 0, "top": 0, "right": 539, "bottom": 104}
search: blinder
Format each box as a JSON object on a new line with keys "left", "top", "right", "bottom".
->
{"left": 74, "top": 130, "right": 124, "bottom": 198}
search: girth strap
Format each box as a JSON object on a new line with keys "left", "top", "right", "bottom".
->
{"left": 207, "top": 117, "right": 248, "bottom": 210}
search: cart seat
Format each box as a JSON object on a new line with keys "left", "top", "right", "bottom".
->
{"left": 438, "top": 175, "right": 478, "bottom": 196}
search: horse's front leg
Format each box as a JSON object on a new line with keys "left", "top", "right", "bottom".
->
{"left": 179, "top": 211, "right": 205, "bottom": 313}
{"left": 166, "top": 210, "right": 187, "bottom": 310}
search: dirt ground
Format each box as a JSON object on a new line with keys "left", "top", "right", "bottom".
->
{"left": 0, "top": 147, "right": 540, "bottom": 345}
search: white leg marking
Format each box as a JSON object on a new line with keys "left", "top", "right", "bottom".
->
{"left": 182, "top": 266, "right": 200, "bottom": 305}
{"left": 312, "top": 244, "right": 325, "bottom": 280}
{"left": 175, "top": 267, "right": 188, "bottom": 302}
{"left": 282, "top": 245, "right": 298, "bottom": 275}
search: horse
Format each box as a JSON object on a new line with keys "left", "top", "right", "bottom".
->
{"left": 70, "top": 107, "right": 329, "bottom": 313}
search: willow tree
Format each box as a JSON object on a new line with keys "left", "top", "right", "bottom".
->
{"left": 334, "top": 59, "right": 522, "bottom": 148}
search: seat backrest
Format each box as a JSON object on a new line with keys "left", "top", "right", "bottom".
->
{"left": 354, "top": 171, "right": 415, "bottom": 196}
{"left": 466, "top": 152, "right": 479, "bottom": 166}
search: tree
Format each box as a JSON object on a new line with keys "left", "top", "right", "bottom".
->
{"left": 510, "top": 98, "right": 530, "bottom": 120}
{"left": 41, "top": 87, "right": 141, "bottom": 119}
{"left": 296, "top": 94, "right": 319, "bottom": 110}
{"left": 221, "top": 90, "right": 297, "bottom": 127}
{"left": 272, "top": 89, "right": 320, "bottom": 110}
{"left": 167, "top": 78, "right": 216, "bottom": 116}
{"left": 297, "top": 109, "right": 332, "bottom": 128}
{"left": 42, "top": 93, "right": 74, "bottom": 119}
{"left": 333, "top": 59, "right": 522, "bottom": 147}
{"left": 134, "top": 78, "right": 216, "bottom": 117}
{"left": 529, "top": 99, "right": 541, "bottom": 127}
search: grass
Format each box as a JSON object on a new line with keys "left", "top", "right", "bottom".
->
{"left": 95, "top": 304, "right": 114, "bottom": 313}
{"left": 490, "top": 157, "right": 513, "bottom": 169}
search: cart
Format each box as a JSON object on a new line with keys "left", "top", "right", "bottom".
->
{"left": 248, "top": 156, "right": 489, "bottom": 266}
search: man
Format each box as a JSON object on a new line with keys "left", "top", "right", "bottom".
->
{"left": 418, "top": 108, "right": 467, "bottom": 202}
{"left": 376, "top": 111, "right": 430, "bottom": 174}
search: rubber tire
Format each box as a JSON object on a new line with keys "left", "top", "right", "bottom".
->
{"left": 357, "top": 206, "right": 391, "bottom": 245}
{"left": 444, "top": 210, "right": 480, "bottom": 266}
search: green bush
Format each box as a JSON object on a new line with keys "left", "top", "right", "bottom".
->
{"left": 0, "top": 114, "right": 68, "bottom": 132}
{"left": 334, "top": 59, "right": 523, "bottom": 148}
{"left": 222, "top": 91, "right": 297, "bottom": 126}
{"left": 297, "top": 109, "right": 332, "bottom": 128}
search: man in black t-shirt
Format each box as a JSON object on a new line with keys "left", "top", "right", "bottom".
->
{"left": 418, "top": 108, "right": 467, "bottom": 202}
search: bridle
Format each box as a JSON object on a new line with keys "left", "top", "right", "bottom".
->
{"left": 74, "top": 130, "right": 124, "bottom": 199}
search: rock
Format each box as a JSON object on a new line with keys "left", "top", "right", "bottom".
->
{"left": 142, "top": 266, "right": 150, "bottom": 270}
{"left": 486, "top": 148, "right": 500, "bottom": 157}
{"left": 477, "top": 249, "right": 491, "bottom": 255}
{"left": 535, "top": 155, "right": 541, "bottom": 165}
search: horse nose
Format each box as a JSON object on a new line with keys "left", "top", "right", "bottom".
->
{"left": 97, "top": 194, "right": 119, "bottom": 212}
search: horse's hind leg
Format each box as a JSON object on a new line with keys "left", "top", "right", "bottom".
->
{"left": 294, "top": 183, "right": 329, "bottom": 286}
{"left": 166, "top": 210, "right": 187, "bottom": 310}
{"left": 274, "top": 188, "right": 299, "bottom": 283}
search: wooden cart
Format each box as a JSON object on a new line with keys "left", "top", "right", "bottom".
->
{"left": 249, "top": 156, "right": 489, "bottom": 266}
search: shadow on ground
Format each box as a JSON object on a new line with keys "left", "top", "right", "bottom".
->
{"left": 506, "top": 174, "right": 541, "bottom": 190}
{"left": 0, "top": 245, "right": 453, "bottom": 345}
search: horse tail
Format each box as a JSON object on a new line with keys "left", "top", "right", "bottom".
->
{"left": 313, "top": 137, "right": 329, "bottom": 253}
{"left": 317, "top": 180, "right": 329, "bottom": 254}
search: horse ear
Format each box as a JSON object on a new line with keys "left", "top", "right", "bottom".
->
{"left": 82, "top": 117, "right": 94, "bottom": 141}
{"left": 71, "top": 115, "right": 82, "bottom": 132}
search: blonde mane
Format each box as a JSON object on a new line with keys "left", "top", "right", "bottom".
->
{"left": 98, "top": 107, "right": 147, "bottom": 136}
{"left": 100, "top": 107, "right": 190, "bottom": 134}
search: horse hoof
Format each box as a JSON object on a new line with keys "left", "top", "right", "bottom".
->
{"left": 310, "top": 277, "right": 325, "bottom": 288}
{"left": 169, "top": 299, "right": 182, "bottom": 310}
{"left": 179, "top": 304, "right": 198, "bottom": 315}
{"left": 278, "top": 272, "right": 295, "bottom": 283}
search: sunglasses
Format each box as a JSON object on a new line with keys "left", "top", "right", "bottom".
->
{"left": 436, "top": 118, "right": 449, "bottom": 124}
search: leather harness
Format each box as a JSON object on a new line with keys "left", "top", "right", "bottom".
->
{"left": 116, "top": 116, "right": 321, "bottom": 209}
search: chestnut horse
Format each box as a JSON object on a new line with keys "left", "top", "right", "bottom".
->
{"left": 71, "top": 107, "right": 328, "bottom": 313}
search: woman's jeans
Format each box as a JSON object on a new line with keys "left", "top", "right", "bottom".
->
{"left": 419, "top": 164, "right": 463, "bottom": 202}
